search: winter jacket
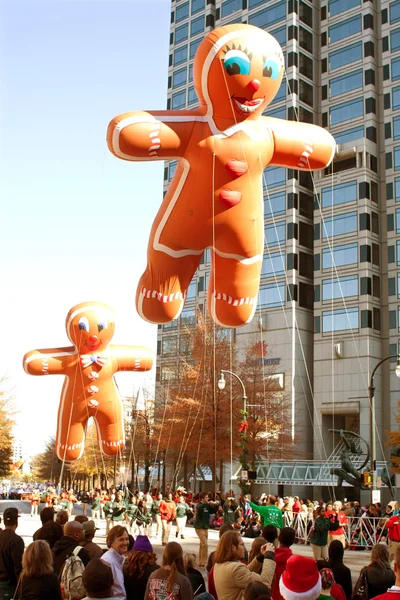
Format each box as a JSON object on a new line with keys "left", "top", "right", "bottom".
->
{"left": 365, "top": 563, "right": 396, "bottom": 599}
{"left": 52, "top": 536, "right": 90, "bottom": 576}
{"left": 309, "top": 516, "right": 339, "bottom": 546}
{"left": 159, "top": 499, "right": 176, "bottom": 522}
{"left": 249, "top": 502, "right": 283, "bottom": 529}
{"left": 326, "top": 510, "right": 347, "bottom": 536}
{"left": 0, "top": 529, "right": 24, "bottom": 586}
{"left": 33, "top": 521, "right": 63, "bottom": 549}
{"left": 214, "top": 554, "right": 276, "bottom": 600}
{"left": 193, "top": 502, "right": 217, "bottom": 530}
{"left": 387, "top": 516, "right": 400, "bottom": 541}
{"left": 326, "top": 560, "right": 352, "bottom": 600}
{"left": 21, "top": 572, "right": 63, "bottom": 600}
{"left": 186, "top": 566, "right": 206, "bottom": 595}
{"left": 272, "top": 546, "right": 292, "bottom": 600}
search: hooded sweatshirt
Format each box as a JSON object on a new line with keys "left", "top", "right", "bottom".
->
{"left": 52, "top": 535, "right": 90, "bottom": 576}
{"left": 159, "top": 499, "right": 176, "bottom": 522}
{"left": 272, "top": 546, "right": 292, "bottom": 600}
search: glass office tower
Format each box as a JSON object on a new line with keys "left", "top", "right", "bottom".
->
{"left": 156, "top": 0, "right": 400, "bottom": 494}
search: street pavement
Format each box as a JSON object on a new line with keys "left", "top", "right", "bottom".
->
{"left": 0, "top": 500, "right": 371, "bottom": 586}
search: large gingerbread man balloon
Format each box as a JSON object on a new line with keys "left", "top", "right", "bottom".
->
{"left": 107, "top": 24, "right": 335, "bottom": 328}
{"left": 23, "top": 302, "right": 153, "bottom": 462}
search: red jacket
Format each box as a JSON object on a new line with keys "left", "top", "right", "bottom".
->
{"left": 208, "top": 566, "right": 217, "bottom": 600}
{"left": 374, "top": 589, "right": 400, "bottom": 599}
{"left": 387, "top": 516, "right": 400, "bottom": 541}
{"left": 159, "top": 500, "right": 176, "bottom": 522}
{"left": 331, "top": 583, "right": 346, "bottom": 600}
{"left": 272, "top": 547, "right": 292, "bottom": 600}
{"left": 326, "top": 510, "right": 347, "bottom": 536}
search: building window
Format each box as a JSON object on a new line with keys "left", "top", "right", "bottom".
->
{"left": 329, "top": 69, "right": 362, "bottom": 98}
{"left": 322, "top": 212, "right": 358, "bottom": 238}
{"left": 191, "top": 15, "right": 204, "bottom": 35}
{"left": 265, "top": 221, "right": 286, "bottom": 247}
{"left": 248, "top": 1, "right": 287, "bottom": 29}
{"left": 179, "top": 335, "right": 193, "bottom": 354}
{"left": 322, "top": 275, "right": 358, "bottom": 301}
{"left": 330, "top": 98, "right": 363, "bottom": 125}
{"left": 186, "top": 280, "right": 197, "bottom": 300}
{"left": 393, "top": 57, "right": 400, "bottom": 81}
{"left": 391, "top": 28, "right": 400, "bottom": 52}
{"left": 191, "top": 0, "right": 205, "bottom": 14}
{"left": 221, "top": 0, "right": 242, "bottom": 17}
{"left": 391, "top": 0, "right": 400, "bottom": 24}
{"left": 329, "top": 0, "right": 360, "bottom": 17}
{"left": 395, "top": 147, "right": 400, "bottom": 170}
{"left": 394, "top": 117, "right": 400, "bottom": 141}
{"left": 259, "top": 282, "right": 286, "bottom": 308}
{"left": 322, "top": 307, "right": 359, "bottom": 332}
{"left": 262, "top": 251, "right": 285, "bottom": 277}
{"left": 335, "top": 126, "right": 364, "bottom": 144}
{"left": 188, "top": 87, "right": 197, "bottom": 105}
{"left": 174, "top": 45, "right": 188, "bottom": 65}
{"left": 190, "top": 39, "right": 202, "bottom": 59}
{"left": 163, "top": 319, "right": 178, "bottom": 331}
{"left": 169, "top": 161, "right": 177, "bottom": 181}
{"left": 180, "top": 307, "right": 196, "bottom": 327}
{"left": 173, "top": 67, "right": 187, "bottom": 88}
{"left": 264, "top": 191, "right": 286, "bottom": 217}
{"left": 299, "top": 53, "right": 313, "bottom": 80}
{"left": 267, "top": 106, "right": 286, "bottom": 119}
{"left": 299, "top": 26, "right": 313, "bottom": 53}
{"left": 172, "top": 90, "right": 186, "bottom": 109}
{"left": 329, "top": 16, "right": 362, "bottom": 44}
{"left": 321, "top": 181, "right": 357, "bottom": 208}
{"left": 176, "top": 2, "right": 189, "bottom": 22}
{"left": 265, "top": 166, "right": 286, "bottom": 188}
{"left": 322, "top": 242, "right": 358, "bottom": 268}
{"left": 393, "top": 86, "right": 400, "bottom": 111}
{"left": 271, "top": 81, "right": 286, "bottom": 105}
{"left": 162, "top": 336, "right": 177, "bottom": 355}
{"left": 175, "top": 23, "right": 189, "bottom": 43}
{"left": 299, "top": 1, "right": 313, "bottom": 27}
{"left": 329, "top": 42, "right": 362, "bottom": 71}
{"left": 271, "top": 25, "right": 287, "bottom": 46}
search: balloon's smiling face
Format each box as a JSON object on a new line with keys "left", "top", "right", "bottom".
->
{"left": 67, "top": 304, "right": 115, "bottom": 351}
{"left": 200, "top": 29, "right": 284, "bottom": 122}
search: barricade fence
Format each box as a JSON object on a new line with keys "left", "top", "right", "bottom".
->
{"left": 281, "top": 512, "right": 387, "bottom": 549}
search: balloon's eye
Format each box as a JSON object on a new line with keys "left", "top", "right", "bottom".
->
{"left": 98, "top": 320, "right": 107, "bottom": 332}
{"left": 78, "top": 317, "right": 89, "bottom": 332}
{"left": 263, "top": 57, "right": 281, "bottom": 80}
{"left": 224, "top": 50, "right": 251, "bottom": 76}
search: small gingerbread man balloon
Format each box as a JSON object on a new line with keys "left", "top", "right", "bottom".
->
{"left": 107, "top": 24, "right": 335, "bottom": 328}
{"left": 23, "top": 301, "right": 153, "bottom": 462}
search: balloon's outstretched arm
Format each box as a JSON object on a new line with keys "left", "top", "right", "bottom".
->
{"left": 107, "top": 110, "right": 195, "bottom": 161}
{"left": 113, "top": 345, "right": 153, "bottom": 372}
{"left": 23, "top": 347, "right": 73, "bottom": 375}
{"left": 266, "top": 117, "right": 336, "bottom": 171}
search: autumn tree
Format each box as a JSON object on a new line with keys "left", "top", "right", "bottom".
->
{"left": 0, "top": 376, "right": 15, "bottom": 478}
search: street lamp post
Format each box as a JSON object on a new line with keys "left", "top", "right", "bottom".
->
{"left": 218, "top": 370, "right": 248, "bottom": 486}
{"left": 368, "top": 355, "right": 400, "bottom": 504}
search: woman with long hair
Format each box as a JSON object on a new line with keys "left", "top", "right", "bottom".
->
{"left": 144, "top": 541, "right": 193, "bottom": 600}
{"left": 20, "top": 540, "right": 62, "bottom": 599}
{"left": 213, "top": 530, "right": 275, "bottom": 600}
{"left": 123, "top": 535, "right": 158, "bottom": 600}
{"left": 354, "top": 543, "right": 395, "bottom": 599}
{"left": 183, "top": 553, "right": 206, "bottom": 596}
{"left": 248, "top": 537, "right": 267, "bottom": 563}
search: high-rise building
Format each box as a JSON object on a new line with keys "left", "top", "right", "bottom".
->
{"left": 157, "top": 0, "right": 400, "bottom": 497}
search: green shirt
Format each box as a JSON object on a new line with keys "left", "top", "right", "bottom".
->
{"left": 250, "top": 502, "right": 283, "bottom": 529}
{"left": 176, "top": 502, "right": 189, "bottom": 518}
{"left": 309, "top": 516, "right": 339, "bottom": 546}
{"left": 193, "top": 502, "right": 217, "bottom": 529}
{"left": 223, "top": 500, "right": 238, "bottom": 524}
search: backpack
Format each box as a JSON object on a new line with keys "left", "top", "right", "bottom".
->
{"left": 60, "top": 546, "right": 85, "bottom": 600}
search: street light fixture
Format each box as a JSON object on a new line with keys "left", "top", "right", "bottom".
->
{"left": 369, "top": 354, "right": 400, "bottom": 504}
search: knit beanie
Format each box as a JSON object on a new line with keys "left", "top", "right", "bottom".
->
{"left": 133, "top": 535, "right": 153, "bottom": 552}
{"left": 279, "top": 555, "right": 321, "bottom": 600}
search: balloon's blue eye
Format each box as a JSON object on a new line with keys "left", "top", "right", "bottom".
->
{"left": 224, "top": 50, "right": 251, "bottom": 76}
{"left": 263, "top": 57, "right": 280, "bottom": 80}
{"left": 98, "top": 320, "right": 107, "bottom": 332}
{"left": 78, "top": 317, "right": 89, "bottom": 332}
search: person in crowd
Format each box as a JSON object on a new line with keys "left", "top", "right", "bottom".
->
{"left": 326, "top": 539, "right": 352, "bottom": 600}
{"left": 326, "top": 501, "right": 347, "bottom": 548}
{"left": 272, "top": 526, "right": 296, "bottom": 600}
{"left": 75, "top": 515, "right": 89, "bottom": 524}
{"left": 33, "top": 506, "right": 63, "bottom": 548}
{"left": 123, "top": 535, "right": 158, "bottom": 600}
{"left": 224, "top": 496, "right": 239, "bottom": 526}
{"left": 343, "top": 502, "right": 355, "bottom": 518}
{"left": 30, "top": 489, "right": 41, "bottom": 518}
{"left": 159, "top": 493, "right": 177, "bottom": 547}
{"left": 82, "top": 520, "right": 103, "bottom": 560}
{"left": 354, "top": 543, "right": 395, "bottom": 599}
{"left": 318, "top": 568, "right": 336, "bottom": 600}
{"left": 184, "top": 553, "right": 206, "bottom": 596}
{"left": 262, "top": 525, "right": 278, "bottom": 548}
{"left": 52, "top": 520, "right": 90, "bottom": 576}
{"left": 91, "top": 491, "right": 101, "bottom": 525}
{"left": 207, "top": 522, "right": 234, "bottom": 572}
{"left": 55, "top": 509, "right": 69, "bottom": 530}
{"left": 101, "top": 524, "right": 129, "bottom": 599}
{"left": 153, "top": 492, "right": 163, "bottom": 538}
{"left": 250, "top": 495, "right": 283, "bottom": 531}
{"left": 213, "top": 530, "right": 276, "bottom": 600}
{"left": 103, "top": 493, "right": 116, "bottom": 535}
{"left": 80, "top": 490, "right": 90, "bottom": 516}
{"left": 176, "top": 494, "right": 190, "bottom": 540}
{"left": 0, "top": 507, "right": 24, "bottom": 598}
{"left": 386, "top": 509, "right": 400, "bottom": 562}
{"left": 309, "top": 506, "right": 339, "bottom": 561}
{"left": 20, "top": 539, "right": 63, "bottom": 599}
{"left": 244, "top": 581, "right": 271, "bottom": 600}
{"left": 249, "top": 537, "right": 268, "bottom": 564}
{"left": 279, "top": 555, "right": 321, "bottom": 600}
{"left": 353, "top": 501, "right": 362, "bottom": 518}
{"left": 144, "top": 541, "right": 193, "bottom": 600}
{"left": 193, "top": 492, "right": 218, "bottom": 568}
{"left": 373, "top": 545, "right": 400, "bottom": 599}
{"left": 82, "top": 558, "right": 114, "bottom": 600}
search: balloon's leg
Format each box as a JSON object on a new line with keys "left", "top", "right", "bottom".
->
{"left": 95, "top": 402, "right": 125, "bottom": 457}
{"left": 56, "top": 421, "right": 86, "bottom": 461}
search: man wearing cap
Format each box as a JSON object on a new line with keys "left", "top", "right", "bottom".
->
{"left": 0, "top": 507, "right": 24, "bottom": 597}
{"left": 82, "top": 520, "right": 103, "bottom": 560}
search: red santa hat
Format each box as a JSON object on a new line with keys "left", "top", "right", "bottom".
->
{"left": 279, "top": 555, "right": 321, "bottom": 600}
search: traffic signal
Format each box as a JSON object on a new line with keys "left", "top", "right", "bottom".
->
{"left": 363, "top": 471, "right": 372, "bottom": 486}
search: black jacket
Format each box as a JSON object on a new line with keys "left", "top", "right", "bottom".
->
{"left": 327, "top": 560, "right": 352, "bottom": 600}
{"left": 366, "top": 563, "right": 396, "bottom": 599}
{"left": 0, "top": 529, "right": 24, "bottom": 585}
{"left": 21, "top": 573, "right": 63, "bottom": 600}
{"left": 52, "top": 536, "right": 90, "bottom": 576}
{"left": 33, "top": 521, "right": 63, "bottom": 549}
{"left": 186, "top": 566, "right": 206, "bottom": 595}
{"left": 124, "top": 562, "right": 158, "bottom": 600}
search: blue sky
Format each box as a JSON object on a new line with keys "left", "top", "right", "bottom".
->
{"left": 1, "top": 0, "right": 171, "bottom": 456}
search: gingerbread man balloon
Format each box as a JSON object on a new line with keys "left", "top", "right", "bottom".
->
{"left": 108, "top": 24, "right": 336, "bottom": 328}
{"left": 23, "top": 302, "right": 153, "bottom": 462}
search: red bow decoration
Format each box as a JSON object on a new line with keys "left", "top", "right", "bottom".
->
{"left": 238, "top": 421, "right": 248, "bottom": 433}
